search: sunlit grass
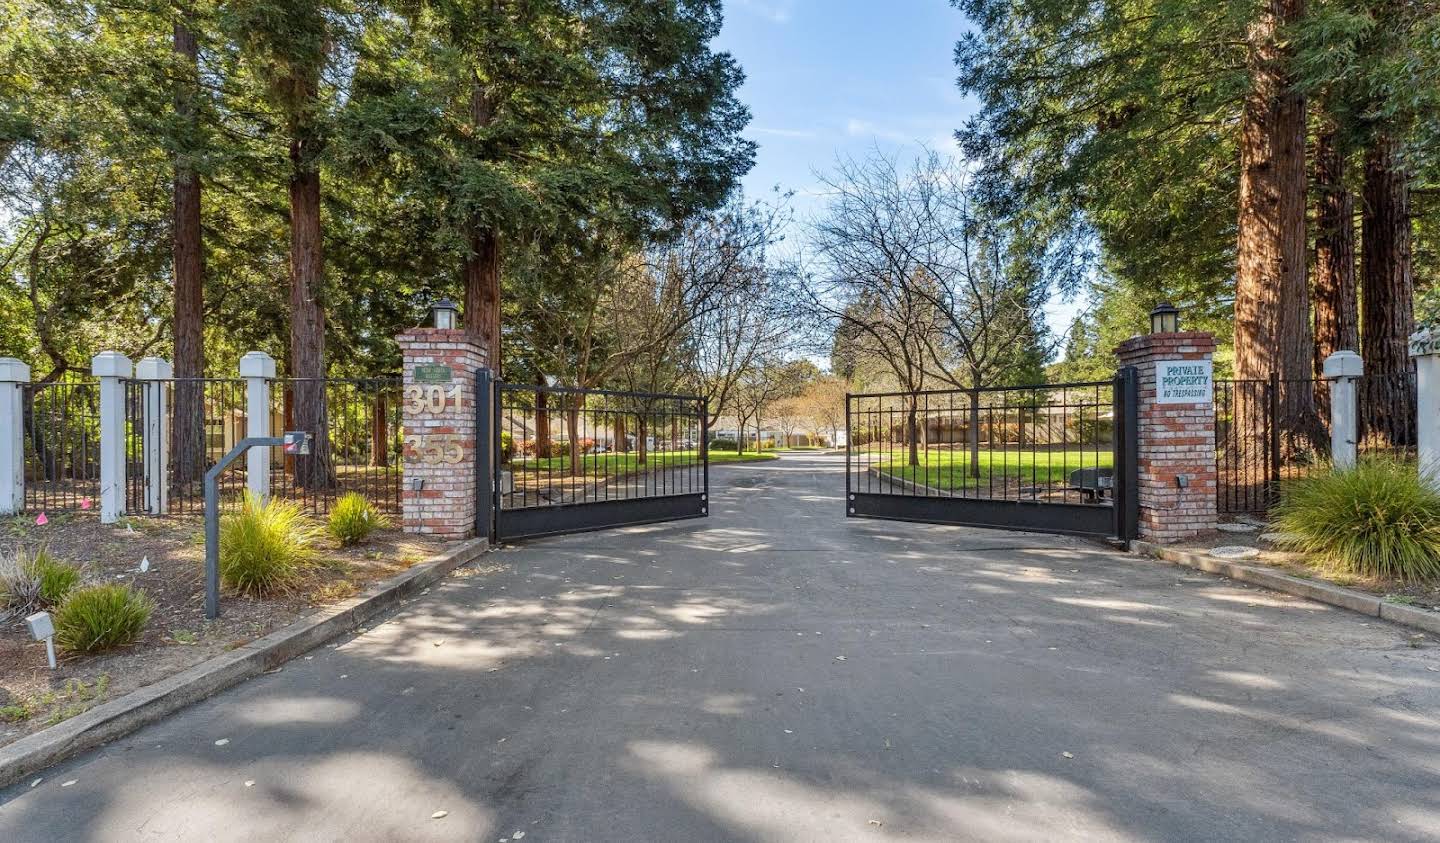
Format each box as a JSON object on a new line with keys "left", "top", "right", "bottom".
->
{"left": 513, "top": 449, "right": 775, "bottom": 475}
{"left": 867, "top": 447, "right": 1113, "bottom": 490}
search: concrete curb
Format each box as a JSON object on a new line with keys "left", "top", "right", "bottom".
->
{"left": 864, "top": 466, "right": 958, "bottom": 497}
{"left": 1131, "top": 540, "right": 1440, "bottom": 636}
{"left": 0, "top": 537, "right": 488, "bottom": 789}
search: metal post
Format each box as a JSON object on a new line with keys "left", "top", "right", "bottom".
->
{"left": 701, "top": 398, "right": 710, "bottom": 514}
{"left": 204, "top": 435, "right": 283, "bottom": 618}
{"left": 0, "top": 358, "right": 30, "bottom": 515}
{"left": 844, "top": 393, "right": 853, "bottom": 515}
{"left": 239, "top": 352, "right": 277, "bottom": 502}
{"left": 1116, "top": 366, "right": 1140, "bottom": 541}
{"left": 92, "top": 351, "right": 133, "bottom": 523}
{"left": 1268, "top": 371, "right": 1282, "bottom": 502}
{"left": 474, "top": 367, "right": 494, "bottom": 541}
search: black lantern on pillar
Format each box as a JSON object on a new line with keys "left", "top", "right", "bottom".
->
{"left": 1149, "top": 302, "right": 1180, "bottom": 334}
{"left": 430, "top": 298, "right": 459, "bottom": 330}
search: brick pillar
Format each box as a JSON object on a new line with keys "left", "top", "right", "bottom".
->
{"left": 1115, "top": 331, "right": 1218, "bottom": 542}
{"left": 396, "top": 329, "right": 488, "bottom": 537}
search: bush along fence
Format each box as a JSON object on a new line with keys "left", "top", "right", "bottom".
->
{"left": 0, "top": 351, "right": 404, "bottom": 523}
{"left": 1215, "top": 344, "right": 1426, "bottom": 516}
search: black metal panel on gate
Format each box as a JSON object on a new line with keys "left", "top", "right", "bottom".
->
{"left": 474, "top": 367, "right": 495, "bottom": 541}
{"left": 491, "top": 380, "right": 708, "bottom": 542}
{"left": 496, "top": 495, "right": 707, "bottom": 541}
{"left": 845, "top": 377, "right": 1135, "bottom": 541}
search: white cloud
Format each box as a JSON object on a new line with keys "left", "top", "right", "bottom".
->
{"left": 845, "top": 118, "right": 962, "bottom": 152}
{"left": 735, "top": 0, "right": 795, "bottom": 24}
{"left": 752, "top": 126, "right": 818, "bottom": 139}
{"left": 844, "top": 118, "right": 911, "bottom": 144}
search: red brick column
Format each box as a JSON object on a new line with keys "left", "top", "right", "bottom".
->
{"left": 396, "top": 329, "right": 488, "bottom": 538}
{"left": 1115, "top": 331, "right": 1217, "bottom": 542}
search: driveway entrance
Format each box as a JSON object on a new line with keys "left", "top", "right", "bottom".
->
{"left": 3, "top": 453, "right": 1437, "bottom": 840}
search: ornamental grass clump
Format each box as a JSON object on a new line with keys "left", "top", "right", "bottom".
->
{"left": 220, "top": 492, "right": 320, "bottom": 595}
{"left": 1272, "top": 458, "right": 1440, "bottom": 582}
{"left": 0, "top": 546, "right": 81, "bottom": 617}
{"left": 54, "top": 584, "right": 153, "bottom": 653}
{"left": 328, "top": 492, "right": 388, "bottom": 547}
{"left": 30, "top": 548, "right": 81, "bottom": 605}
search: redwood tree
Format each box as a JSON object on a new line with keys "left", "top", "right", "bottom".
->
{"left": 1234, "top": 0, "right": 1311, "bottom": 388}
{"left": 226, "top": 0, "right": 338, "bottom": 487}
{"left": 171, "top": 14, "right": 207, "bottom": 485}
{"left": 1360, "top": 134, "right": 1416, "bottom": 444}
{"left": 1311, "top": 125, "right": 1358, "bottom": 379}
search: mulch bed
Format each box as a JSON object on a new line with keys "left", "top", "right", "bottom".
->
{"left": 0, "top": 510, "right": 445, "bottom": 748}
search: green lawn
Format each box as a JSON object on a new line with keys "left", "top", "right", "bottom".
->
{"left": 870, "top": 448, "right": 1112, "bottom": 491}
{"left": 511, "top": 448, "right": 776, "bottom": 476}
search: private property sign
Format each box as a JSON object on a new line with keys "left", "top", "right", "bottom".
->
{"left": 1155, "top": 359, "right": 1213, "bottom": 404}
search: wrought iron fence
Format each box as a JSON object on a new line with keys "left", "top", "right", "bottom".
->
{"left": 123, "top": 378, "right": 251, "bottom": 515}
{"left": 847, "top": 381, "right": 1118, "bottom": 507}
{"left": 118, "top": 376, "right": 403, "bottom": 517}
{"left": 1215, "top": 368, "right": 1418, "bottom": 515}
{"left": 495, "top": 383, "right": 707, "bottom": 511}
{"left": 21, "top": 372, "right": 101, "bottom": 514}
{"left": 270, "top": 377, "right": 404, "bottom": 516}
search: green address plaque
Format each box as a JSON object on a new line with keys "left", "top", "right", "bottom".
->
{"left": 413, "top": 363, "right": 453, "bottom": 384}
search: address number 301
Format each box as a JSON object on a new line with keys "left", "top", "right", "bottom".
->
{"left": 404, "top": 384, "right": 462, "bottom": 414}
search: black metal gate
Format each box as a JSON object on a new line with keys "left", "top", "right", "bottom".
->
{"left": 480, "top": 377, "right": 709, "bottom": 542}
{"left": 845, "top": 370, "right": 1138, "bottom": 540}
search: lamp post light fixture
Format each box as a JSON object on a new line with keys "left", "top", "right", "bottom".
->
{"left": 26, "top": 611, "right": 56, "bottom": 669}
{"left": 1150, "top": 301, "right": 1181, "bottom": 334}
{"left": 430, "top": 298, "right": 459, "bottom": 330}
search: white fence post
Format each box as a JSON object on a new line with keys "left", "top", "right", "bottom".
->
{"left": 1410, "top": 328, "right": 1440, "bottom": 490}
{"left": 1321, "top": 350, "right": 1363, "bottom": 470}
{"left": 135, "top": 357, "right": 172, "bottom": 514}
{"left": 0, "top": 358, "right": 30, "bottom": 515}
{"left": 239, "top": 351, "right": 276, "bottom": 502}
{"left": 91, "top": 351, "right": 132, "bottom": 524}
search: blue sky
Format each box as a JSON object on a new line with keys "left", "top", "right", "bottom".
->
{"left": 715, "top": 0, "right": 1085, "bottom": 342}
{"left": 716, "top": 0, "right": 974, "bottom": 212}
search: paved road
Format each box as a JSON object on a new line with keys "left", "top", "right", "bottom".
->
{"left": 2, "top": 453, "right": 1439, "bottom": 841}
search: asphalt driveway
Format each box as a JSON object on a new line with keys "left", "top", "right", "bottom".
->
{"left": 1, "top": 453, "right": 1438, "bottom": 841}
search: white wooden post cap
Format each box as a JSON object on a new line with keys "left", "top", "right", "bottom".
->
{"left": 239, "top": 351, "right": 277, "bottom": 378}
{"left": 0, "top": 358, "right": 30, "bottom": 383}
{"left": 90, "top": 351, "right": 133, "bottom": 378}
{"left": 1321, "top": 350, "right": 1363, "bottom": 379}
{"left": 135, "top": 357, "right": 173, "bottom": 380}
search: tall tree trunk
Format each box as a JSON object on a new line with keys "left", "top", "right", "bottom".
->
{"left": 370, "top": 392, "right": 389, "bottom": 467}
{"left": 565, "top": 399, "right": 581, "bottom": 477}
{"left": 638, "top": 417, "right": 649, "bottom": 465}
{"left": 463, "top": 227, "right": 502, "bottom": 370}
{"left": 1360, "top": 133, "right": 1416, "bottom": 447}
{"left": 171, "top": 18, "right": 206, "bottom": 487}
{"left": 463, "top": 82, "right": 502, "bottom": 369}
{"left": 906, "top": 396, "right": 920, "bottom": 468}
{"left": 1234, "top": 0, "right": 1317, "bottom": 455}
{"left": 535, "top": 376, "right": 551, "bottom": 458}
{"left": 1310, "top": 126, "right": 1358, "bottom": 432}
{"left": 1311, "top": 127, "right": 1358, "bottom": 371}
{"left": 288, "top": 144, "right": 331, "bottom": 489}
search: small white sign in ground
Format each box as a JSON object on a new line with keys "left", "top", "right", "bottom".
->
{"left": 1155, "top": 360, "right": 1213, "bottom": 405}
